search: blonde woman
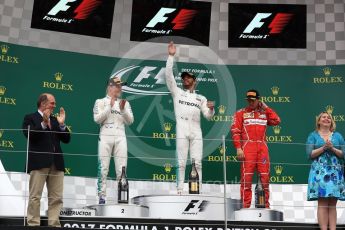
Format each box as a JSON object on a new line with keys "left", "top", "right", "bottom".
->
{"left": 306, "top": 112, "right": 345, "bottom": 230}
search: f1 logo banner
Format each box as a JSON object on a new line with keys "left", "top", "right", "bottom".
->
{"left": 130, "top": 0, "right": 211, "bottom": 46}
{"left": 228, "top": 3, "right": 306, "bottom": 48}
{"left": 31, "top": 0, "right": 115, "bottom": 38}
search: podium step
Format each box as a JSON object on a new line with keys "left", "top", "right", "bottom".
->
{"left": 86, "top": 204, "right": 149, "bottom": 218}
{"left": 132, "top": 194, "right": 241, "bottom": 220}
{"left": 235, "top": 208, "right": 284, "bottom": 221}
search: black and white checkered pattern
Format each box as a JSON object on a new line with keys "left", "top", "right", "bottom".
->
{"left": 6, "top": 172, "right": 345, "bottom": 223}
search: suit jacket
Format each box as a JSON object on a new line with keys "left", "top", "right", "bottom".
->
{"left": 22, "top": 111, "right": 71, "bottom": 173}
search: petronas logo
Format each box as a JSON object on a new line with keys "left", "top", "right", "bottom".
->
{"left": 274, "top": 165, "right": 283, "bottom": 176}
{"left": 323, "top": 67, "right": 331, "bottom": 76}
{"left": 271, "top": 86, "right": 279, "bottom": 96}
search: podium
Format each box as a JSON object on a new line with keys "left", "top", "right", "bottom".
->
{"left": 132, "top": 194, "right": 241, "bottom": 220}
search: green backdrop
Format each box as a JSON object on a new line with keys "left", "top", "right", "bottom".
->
{"left": 1, "top": 41, "right": 344, "bottom": 184}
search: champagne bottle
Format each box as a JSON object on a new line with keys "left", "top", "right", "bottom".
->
{"left": 118, "top": 166, "right": 129, "bottom": 204}
{"left": 255, "top": 174, "right": 265, "bottom": 208}
{"left": 188, "top": 159, "right": 199, "bottom": 194}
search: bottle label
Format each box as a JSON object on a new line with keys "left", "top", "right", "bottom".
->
{"left": 120, "top": 191, "right": 128, "bottom": 200}
{"left": 259, "top": 195, "right": 264, "bottom": 205}
{"left": 190, "top": 182, "right": 199, "bottom": 192}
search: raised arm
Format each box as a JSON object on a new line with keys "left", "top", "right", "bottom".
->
{"left": 165, "top": 42, "right": 178, "bottom": 97}
{"left": 266, "top": 107, "right": 281, "bottom": 126}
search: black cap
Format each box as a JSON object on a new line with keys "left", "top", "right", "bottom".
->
{"left": 181, "top": 72, "right": 196, "bottom": 79}
{"left": 246, "top": 89, "right": 260, "bottom": 100}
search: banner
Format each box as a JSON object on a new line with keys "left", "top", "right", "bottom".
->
{"left": 31, "top": 0, "right": 116, "bottom": 38}
{"left": 130, "top": 0, "right": 212, "bottom": 46}
{"left": 0, "top": 42, "right": 344, "bottom": 184}
{"left": 228, "top": 3, "right": 306, "bottom": 48}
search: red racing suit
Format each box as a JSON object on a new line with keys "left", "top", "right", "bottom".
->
{"left": 231, "top": 106, "right": 280, "bottom": 208}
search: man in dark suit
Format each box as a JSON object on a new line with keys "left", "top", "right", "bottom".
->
{"left": 22, "top": 93, "right": 70, "bottom": 227}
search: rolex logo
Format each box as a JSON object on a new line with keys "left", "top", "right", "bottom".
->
{"left": 325, "top": 105, "right": 334, "bottom": 114}
{"left": 272, "top": 126, "right": 281, "bottom": 135}
{"left": 271, "top": 86, "right": 280, "bottom": 96}
{"left": 274, "top": 165, "right": 283, "bottom": 176}
{"left": 218, "top": 145, "right": 226, "bottom": 155}
{"left": 0, "top": 130, "right": 4, "bottom": 138}
{"left": 1, "top": 44, "right": 9, "bottom": 54}
{"left": 0, "top": 86, "right": 6, "bottom": 96}
{"left": 218, "top": 105, "right": 226, "bottom": 115}
{"left": 54, "top": 72, "right": 63, "bottom": 82}
{"left": 164, "top": 163, "right": 172, "bottom": 173}
{"left": 163, "top": 122, "right": 172, "bottom": 132}
{"left": 43, "top": 72, "right": 73, "bottom": 91}
{"left": 323, "top": 67, "right": 331, "bottom": 77}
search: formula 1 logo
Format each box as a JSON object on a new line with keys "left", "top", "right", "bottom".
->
{"left": 143, "top": 7, "right": 197, "bottom": 34}
{"left": 31, "top": 0, "right": 115, "bottom": 38}
{"left": 45, "top": 0, "right": 102, "bottom": 22}
{"left": 240, "top": 13, "right": 293, "bottom": 40}
{"left": 112, "top": 65, "right": 169, "bottom": 96}
{"left": 228, "top": 3, "right": 306, "bottom": 48}
{"left": 182, "top": 200, "right": 209, "bottom": 215}
{"left": 243, "top": 13, "right": 293, "bottom": 34}
{"left": 130, "top": 0, "right": 211, "bottom": 46}
{"left": 112, "top": 63, "right": 218, "bottom": 96}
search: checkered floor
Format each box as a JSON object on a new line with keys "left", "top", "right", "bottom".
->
{"left": 0, "top": 0, "right": 344, "bottom": 65}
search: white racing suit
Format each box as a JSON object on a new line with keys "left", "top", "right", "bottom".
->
{"left": 93, "top": 96, "right": 134, "bottom": 197}
{"left": 165, "top": 55, "right": 215, "bottom": 191}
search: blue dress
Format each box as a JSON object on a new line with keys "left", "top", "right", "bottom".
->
{"left": 306, "top": 131, "right": 345, "bottom": 201}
